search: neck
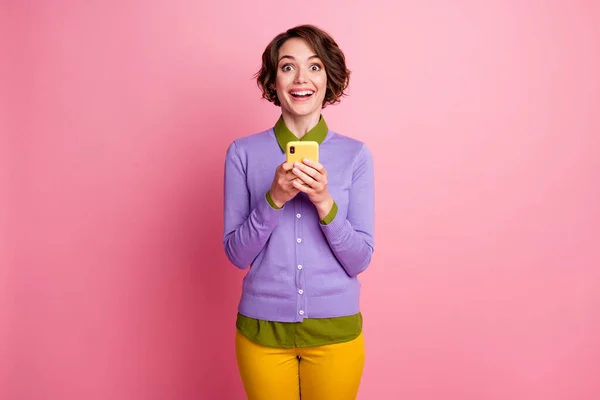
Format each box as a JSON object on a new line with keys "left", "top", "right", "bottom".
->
{"left": 281, "top": 109, "right": 321, "bottom": 139}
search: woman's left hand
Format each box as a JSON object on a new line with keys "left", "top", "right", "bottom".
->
{"left": 291, "top": 159, "right": 334, "bottom": 220}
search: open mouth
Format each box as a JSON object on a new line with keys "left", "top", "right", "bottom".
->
{"left": 290, "top": 90, "right": 314, "bottom": 99}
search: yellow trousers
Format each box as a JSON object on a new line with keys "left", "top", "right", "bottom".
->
{"left": 235, "top": 330, "right": 365, "bottom": 400}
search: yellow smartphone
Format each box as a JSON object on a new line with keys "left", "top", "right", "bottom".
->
{"left": 286, "top": 141, "right": 319, "bottom": 164}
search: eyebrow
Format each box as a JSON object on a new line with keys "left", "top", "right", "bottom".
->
{"left": 278, "top": 55, "right": 321, "bottom": 63}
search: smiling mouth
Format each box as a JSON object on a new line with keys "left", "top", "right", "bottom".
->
{"left": 290, "top": 90, "right": 314, "bottom": 98}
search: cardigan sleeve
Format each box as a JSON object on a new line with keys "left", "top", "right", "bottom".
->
{"left": 320, "top": 144, "right": 375, "bottom": 277}
{"left": 222, "top": 141, "right": 283, "bottom": 269}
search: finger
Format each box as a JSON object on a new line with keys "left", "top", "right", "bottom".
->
{"left": 303, "top": 158, "right": 325, "bottom": 172}
{"left": 286, "top": 174, "right": 298, "bottom": 183}
{"left": 292, "top": 166, "right": 317, "bottom": 187}
{"left": 281, "top": 162, "right": 295, "bottom": 171}
{"left": 293, "top": 179, "right": 314, "bottom": 194}
{"left": 294, "top": 162, "right": 321, "bottom": 180}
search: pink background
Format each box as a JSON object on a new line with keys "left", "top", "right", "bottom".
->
{"left": 2, "top": 1, "right": 600, "bottom": 399}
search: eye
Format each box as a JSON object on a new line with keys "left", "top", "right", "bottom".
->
{"left": 281, "top": 64, "right": 294, "bottom": 72}
{"left": 310, "top": 64, "right": 322, "bottom": 71}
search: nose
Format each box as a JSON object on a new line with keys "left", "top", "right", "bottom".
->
{"left": 294, "top": 66, "right": 308, "bottom": 84}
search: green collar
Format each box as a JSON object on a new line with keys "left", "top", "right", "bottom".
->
{"left": 273, "top": 114, "right": 329, "bottom": 152}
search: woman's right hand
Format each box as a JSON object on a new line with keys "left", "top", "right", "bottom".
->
{"left": 268, "top": 162, "right": 300, "bottom": 208}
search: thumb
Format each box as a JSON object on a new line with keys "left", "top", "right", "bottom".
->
{"left": 282, "top": 162, "right": 295, "bottom": 171}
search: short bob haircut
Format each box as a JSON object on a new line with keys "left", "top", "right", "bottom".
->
{"left": 255, "top": 24, "right": 351, "bottom": 108}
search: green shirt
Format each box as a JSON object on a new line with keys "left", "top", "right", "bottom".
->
{"left": 235, "top": 115, "right": 362, "bottom": 348}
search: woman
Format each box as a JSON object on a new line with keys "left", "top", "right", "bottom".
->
{"left": 223, "top": 24, "right": 374, "bottom": 400}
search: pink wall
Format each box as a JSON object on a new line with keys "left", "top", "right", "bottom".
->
{"left": 3, "top": 1, "right": 599, "bottom": 399}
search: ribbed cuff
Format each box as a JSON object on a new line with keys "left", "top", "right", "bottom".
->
{"left": 256, "top": 192, "right": 283, "bottom": 228}
{"left": 319, "top": 209, "right": 347, "bottom": 244}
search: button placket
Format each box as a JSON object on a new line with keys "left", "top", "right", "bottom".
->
{"left": 294, "top": 197, "right": 306, "bottom": 320}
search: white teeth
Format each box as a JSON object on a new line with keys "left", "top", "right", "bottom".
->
{"left": 291, "top": 90, "right": 314, "bottom": 96}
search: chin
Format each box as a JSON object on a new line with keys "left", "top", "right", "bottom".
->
{"left": 284, "top": 101, "right": 323, "bottom": 118}
{"left": 289, "top": 108, "right": 316, "bottom": 116}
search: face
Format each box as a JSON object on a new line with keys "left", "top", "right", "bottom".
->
{"left": 274, "top": 38, "right": 327, "bottom": 119}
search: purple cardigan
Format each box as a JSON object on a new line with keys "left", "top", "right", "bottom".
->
{"left": 223, "top": 127, "right": 374, "bottom": 322}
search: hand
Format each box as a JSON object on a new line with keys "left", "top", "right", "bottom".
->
{"left": 291, "top": 159, "right": 334, "bottom": 219}
{"left": 268, "top": 162, "right": 300, "bottom": 208}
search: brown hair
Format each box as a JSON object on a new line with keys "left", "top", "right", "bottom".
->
{"left": 255, "top": 24, "right": 351, "bottom": 108}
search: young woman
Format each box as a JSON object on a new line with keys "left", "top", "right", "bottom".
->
{"left": 223, "top": 24, "right": 375, "bottom": 400}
